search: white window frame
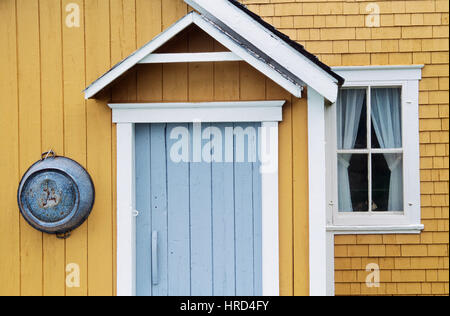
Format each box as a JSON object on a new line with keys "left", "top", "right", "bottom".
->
{"left": 114, "top": 101, "right": 283, "bottom": 296}
{"left": 326, "top": 66, "right": 424, "bottom": 234}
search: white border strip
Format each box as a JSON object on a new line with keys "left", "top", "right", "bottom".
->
{"left": 261, "top": 121, "right": 280, "bottom": 296}
{"left": 333, "top": 65, "right": 423, "bottom": 83}
{"left": 307, "top": 88, "right": 327, "bottom": 296}
{"left": 116, "top": 123, "right": 136, "bottom": 297}
{"left": 327, "top": 224, "right": 424, "bottom": 235}
{"left": 139, "top": 52, "right": 243, "bottom": 63}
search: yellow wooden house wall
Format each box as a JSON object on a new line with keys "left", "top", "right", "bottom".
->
{"left": 242, "top": 0, "right": 449, "bottom": 296}
{"left": 0, "top": 0, "right": 310, "bottom": 296}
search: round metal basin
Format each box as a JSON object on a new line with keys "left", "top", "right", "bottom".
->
{"left": 18, "top": 153, "right": 95, "bottom": 236}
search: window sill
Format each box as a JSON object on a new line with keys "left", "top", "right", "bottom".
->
{"left": 326, "top": 224, "right": 424, "bottom": 235}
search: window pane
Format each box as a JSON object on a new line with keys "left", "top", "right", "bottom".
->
{"left": 371, "top": 87, "right": 402, "bottom": 149}
{"left": 337, "top": 89, "right": 367, "bottom": 149}
{"left": 372, "top": 153, "right": 403, "bottom": 212}
{"left": 338, "top": 154, "right": 368, "bottom": 212}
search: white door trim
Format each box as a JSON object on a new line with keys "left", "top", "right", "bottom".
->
{"left": 115, "top": 102, "right": 281, "bottom": 296}
{"left": 109, "top": 101, "right": 285, "bottom": 124}
{"left": 116, "top": 123, "right": 136, "bottom": 296}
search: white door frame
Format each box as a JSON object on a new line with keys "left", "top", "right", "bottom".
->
{"left": 114, "top": 101, "right": 284, "bottom": 296}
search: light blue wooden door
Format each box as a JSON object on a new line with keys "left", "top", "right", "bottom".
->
{"left": 135, "top": 123, "right": 262, "bottom": 296}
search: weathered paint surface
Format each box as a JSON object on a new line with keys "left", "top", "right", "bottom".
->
{"left": 135, "top": 123, "right": 263, "bottom": 296}
{"left": 242, "top": 0, "right": 449, "bottom": 296}
{"left": 0, "top": 0, "right": 309, "bottom": 296}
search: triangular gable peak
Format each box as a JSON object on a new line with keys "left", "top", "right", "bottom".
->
{"left": 85, "top": 6, "right": 343, "bottom": 102}
{"left": 186, "top": 0, "right": 344, "bottom": 102}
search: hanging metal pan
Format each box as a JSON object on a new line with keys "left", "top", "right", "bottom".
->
{"left": 17, "top": 151, "right": 95, "bottom": 237}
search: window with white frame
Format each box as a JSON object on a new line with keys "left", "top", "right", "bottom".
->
{"left": 326, "top": 66, "right": 423, "bottom": 232}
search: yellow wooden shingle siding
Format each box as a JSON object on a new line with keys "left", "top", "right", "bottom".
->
{"left": 0, "top": 0, "right": 310, "bottom": 296}
{"left": 242, "top": 0, "right": 449, "bottom": 296}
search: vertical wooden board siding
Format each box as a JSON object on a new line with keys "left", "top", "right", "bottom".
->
{"left": 135, "top": 124, "right": 152, "bottom": 296}
{"left": 137, "top": 64, "right": 163, "bottom": 102}
{"left": 62, "top": 0, "right": 88, "bottom": 297}
{"left": 239, "top": 62, "right": 266, "bottom": 100}
{"left": 39, "top": 0, "right": 65, "bottom": 297}
{"left": 136, "top": 0, "right": 161, "bottom": 47}
{"left": 110, "top": 0, "right": 136, "bottom": 65}
{"left": 161, "top": 0, "right": 188, "bottom": 31}
{"left": 0, "top": 0, "right": 20, "bottom": 296}
{"left": 17, "top": 0, "right": 43, "bottom": 296}
{"left": 189, "top": 123, "right": 214, "bottom": 296}
{"left": 292, "top": 93, "right": 310, "bottom": 296}
{"left": 212, "top": 124, "right": 236, "bottom": 296}
{"left": 85, "top": 0, "right": 113, "bottom": 296}
{"left": 163, "top": 64, "right": 188, "bottom": 102}
{"left": 136, "top": 123, "right": 264, "bottom": 296}
{"left": 166, "top": 124, "right": 191, "bottom": 296}
{"left": 267, "top": 80, "right": 294, "bottom": 296}
{"left": 188, "top": 28, "right": 214, "bottom": 102}
{"left": 150, "top": 124, "right": 168, "bottom": 296}
{"left": 213, "top": 61, "right": 240, "bottom": 102}
{"left": 163, "top": 33, "right": 188, "bottom": 102}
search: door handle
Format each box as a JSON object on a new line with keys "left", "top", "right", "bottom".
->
{"left": 152, "top": 231, "right": 159, "bottom": 285}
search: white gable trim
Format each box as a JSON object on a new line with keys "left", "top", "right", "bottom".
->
{"left": 185, "top": 0, "right": 341, "bottom": 102}
{"left": 139, "top": 52, "right": 243, "bottom": 64}
{"left": 84, "top": 12, "right": 303, "bottom": 100}
{"left": 84, "top": 13, "right": 193, "bottom": 99}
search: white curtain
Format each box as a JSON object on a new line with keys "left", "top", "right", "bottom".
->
{"left": 371, "top": 88, "right": 403, "bottom": 211}
{"left": 337, "top": 89, "right": 366, "bottom": 212}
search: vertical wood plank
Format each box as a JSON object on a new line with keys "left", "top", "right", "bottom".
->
{"left": 137, "top": 64, "right": 163, "bottom": 102}
{"left": 135, "top": 124, "right": 152, "bottom": 296}
{"left": 293, "top": 93, "right": 310, "bottom": 296}
{"left": 150, "top": 124, "right": 168, "bottom": 296}
{"left": 212, "top": 123, "right": 236, "bottom": 296}
{"left": 267, "top": 79, "right": 294, "bottom": 296}
{"left": 162, "top": 34, "right": 188, "bottom": 102}
{"left": 85, "top": 0, "right": 113, "bottom": 296}
{"left": 252, "top": 122, "right": 263, "bottom": 296}
{"left": 0, "top": 0, "right": 20, "bottom": 296}
{"left": 166, "top": 124, "right": 191, "bottom": 296}
{"left": 239, "top": 62, "right": 266, "bottom": 101}
{"left": 136, "top": 0, "right": 161, "bottom": 47}
{"left": 162, "top": 0, "right": 187, "bottom": 31}
{"left": 110, "top": 0, "right": 137, "bottom": 102}
{"left": 234, "top": 123, "right": 256, "bottom": 295}
{"left": 110, "top": 0, "right": 136, "bottom": 65}
{"left": 17, "top": 0, "right": 43, "bottom": 296}
{"left": 62, "top": 0, "right": 88, "bottom": 296}
{"left": 188, "top": 27, "right": 214, "bottom": 102}
{"left": 189, "top": 123, "right": 213, "bottom": 296}
{"left": 39, "top": 0, "right": 65, "bottom": 296}
{"left": 214, "top": 62, "right": 240, "bottom": 102}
